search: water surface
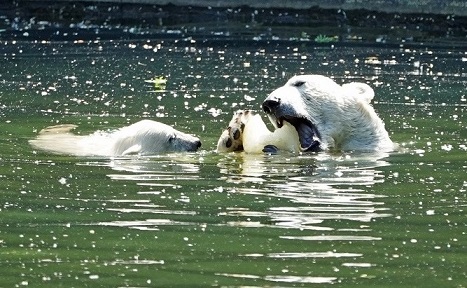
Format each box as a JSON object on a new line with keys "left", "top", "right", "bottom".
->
{"left": 0, "top": 38, "right": 466, "bottom": 287}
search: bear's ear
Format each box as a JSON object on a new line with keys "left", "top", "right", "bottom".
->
{"left": 342, "top": 82, "right": 375, "bottom": 103}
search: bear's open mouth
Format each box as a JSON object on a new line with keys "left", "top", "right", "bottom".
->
{"left": 276, "top": 116, "right": 321, "bottom": 152}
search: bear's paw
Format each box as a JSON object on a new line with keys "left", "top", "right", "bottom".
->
{"left": 216, "top": 110, "right": 251, "bottom": 152}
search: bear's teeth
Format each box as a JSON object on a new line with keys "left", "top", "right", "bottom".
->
{"left": 276, "top": 119, "right": 283, "bottom": 127}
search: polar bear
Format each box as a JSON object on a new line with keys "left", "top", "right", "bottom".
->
{"left": 29, "top": 120, "right": 201, "bottom": 156}
{"left": 217, "top": 74, "right": 394, "bottom": 153}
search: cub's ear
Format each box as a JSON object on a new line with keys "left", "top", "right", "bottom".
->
{"left": 262, "top": 145, "right": 279, "bottom": 154}
{"left": 342, "top": 82, "right": 375, "bottom": 103}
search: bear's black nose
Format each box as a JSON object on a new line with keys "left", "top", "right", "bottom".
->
{"left": 262, "top": 98, "right": 280, "bottom": 114}
{"left": 196, "top": 140, "right": 202, "bottom": 148}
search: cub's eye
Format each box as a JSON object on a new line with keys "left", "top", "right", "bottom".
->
{"left": 293, "top": 81, "right": 305, "bottom": 87}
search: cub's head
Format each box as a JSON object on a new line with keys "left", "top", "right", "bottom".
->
{"left": 147, "top": 122, "right": 201, "bottom": 153}
{"left": 117, "top": 120, "right": 201, "bottom": 155}
{"left": 164, "top": 127, "right": 202, "bottom": 153}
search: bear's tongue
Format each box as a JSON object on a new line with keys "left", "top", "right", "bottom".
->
{"left": 279, "top": 116, "right": 321, "bottom": 152}
{"left": 296, "top": 122, "right": 321, "bottom": 152}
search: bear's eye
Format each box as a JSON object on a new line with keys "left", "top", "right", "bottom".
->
{"left": 293, "top": 81, "right": 305, "bottom": 87}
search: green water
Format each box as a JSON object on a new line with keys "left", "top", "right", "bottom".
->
{"left": 0, "top": 39, "right": 466, "bottom": 287}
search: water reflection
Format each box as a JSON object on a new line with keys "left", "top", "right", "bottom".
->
{"left": 207, "top": 152, "right": 389, "bottom": 284}
{"left": 105, "top": 155, "right": 201, "bottom": 187}
{"left": 98, "top": 218, "right": 196, "bottom": 231}
{"left": 217, "top": 273, "right": 337, "bottom": 284}
{"left": 93, "top": 150, "right": 392, "bottom": 236}
{"left": 216, "top": 152, "right": 391, "bottom": 231}
{"left": 218, "top": 153, "right": 318, "bottom": 183}
{"left": 242, "top": 251, "right": 362, "bottom": 258}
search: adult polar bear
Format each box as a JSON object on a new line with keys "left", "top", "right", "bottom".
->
{"left": 30, "top": 120, "right": 201, "bottom": 156}
{"left": 217, "top": 74, "right": 394, "bottom": 153}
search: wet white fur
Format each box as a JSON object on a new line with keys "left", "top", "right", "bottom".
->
{"left": 29, "top": 120, "right": 200, "bottom": 156}
{"left": 243, "top": 114, "right": 300, "bottom": 153}
{"left": 265, "top": 75, "right": 394, "bottom": 151}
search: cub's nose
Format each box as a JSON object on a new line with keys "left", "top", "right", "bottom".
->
{"left": 262, "top": 97, "right": 281, "bottom": 114}
{"left": 195, "top": 140, "right": 202, "bottom": 149}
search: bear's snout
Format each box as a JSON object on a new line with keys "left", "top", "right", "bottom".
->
{"left": 262, "top": 97, "right": 281, "bottom": 114}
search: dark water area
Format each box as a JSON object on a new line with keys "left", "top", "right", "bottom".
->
{"left": 1, "top": 0, "right": 467, "bottom": 47}
{"left": 0, "top": 6, "right": 466, "bottom": 287}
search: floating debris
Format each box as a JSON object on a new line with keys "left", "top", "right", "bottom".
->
{"left": 145, "top": 76, "right": 167, "bottom": 91}
{"left": 314, "top": 34, "right": 337, "bottom": 43}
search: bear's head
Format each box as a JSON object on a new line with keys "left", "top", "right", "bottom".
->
{"left": 113, "top": 120, "right": 202, "bottom": 155}
{"left": 262, "top": 74, "right": 385, "bottom": 152}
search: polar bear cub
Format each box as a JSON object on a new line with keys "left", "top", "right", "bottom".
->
{"left": 30, "top": 120, "right": 201, "bottom": 156}
{"left": 216, "top": 110, "right": 300, "bottom": 153}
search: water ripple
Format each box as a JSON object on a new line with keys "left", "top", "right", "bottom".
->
{"left": 97, "top": 218, "right": 196, "bottom": 230}
{"left": 109, "top": 259, "right": 165, "bottom": 265}
{"left": 217, "top": 273, "right": 337, "bottom": 284}
{"left": 281, "top": 235, "right": 382, "bottom": 241}
{"left": 242, "top": 251, "right": 363, "bottom": 258}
